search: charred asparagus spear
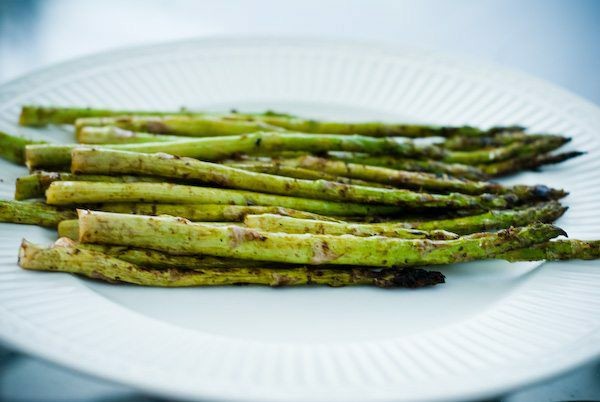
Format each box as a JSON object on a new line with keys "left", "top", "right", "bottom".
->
{"left": 45, "top": 182, "right": 401, "bottom": 216}
{"left": 77, "top": 210, "right": 565, "bottom": 267}
{"left": 243, "top": 213, "right": 459, "bottom": 239}
{"left": 75, "top": 115, "right": 285, "bottom": 137}
{"left": 406, "top": 201, "right": 567, "bottom": 235}
{"left": 15, "top": 171, "right": 164, "bottom": 200}
{"left": 226, "top": 162, "right": 389, "bottom": 188}
{"left": 25, "top": 132, "right": 444, "bottom": 169}
{"left": 499, "top": 240, "right": 600, "bottom": 261}
{"left": 282, "top": 155, "right": 565, "bottom": 200}
{"left": 0, "top": 200, "right": 75, "bottom": 227}
{"left": 19, "top": 239, "right": 444, "bottom": 288}
{"left": 443, "top": 133, "right": 569, "bottom": 151}
{"left": 0, "top": 131, "right": 45, "bottom": 165}
{"left": 70, "top": 148, "right": 514, "bottom": 209}
{"left": 481, "top": 151, "right": 585, "bottom": 177}
{"left": 20, "top": 105, "right": 518, "bottom": 139}
{"left": 76, "top": 126, "right": 183, "bottom": 144}
{"left": 18, "top": 105, "right": 294, "bottom": 126}
{"left": 327, "top": 153, "right": 488, "bottom": 180}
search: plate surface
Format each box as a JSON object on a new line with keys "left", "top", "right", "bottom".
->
{"left": 0, "top": 38, "right": 599, "bottom": 402}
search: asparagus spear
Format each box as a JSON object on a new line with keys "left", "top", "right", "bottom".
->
{"left": 284, "top": 155, "right": 565, "bottom": 200}
{"left": 406, "top": 201, "right": 567, "bottom": 235}
{"left": 442, "top": 136, "right": 568, "bottom": 165}
{"left": 20, "top": 105, "right": 513, "bottom": 139}
{"left": 75, "top": 115, "right": 285, "bottom": 137}
{"left": 19, "top": 239, "right": 445, "bottom": 288}
{"left": 78, "top": 210, "right": 565, "bottom": 267}
{"left": 76, "top": 126, "right": 183, "bottom": 144}
{"left": 57, "top": 233, "right": 600, "bottom": 268}
{"left": 71, "top": 148, "right": 514, "bottom": 209}
{"left": 19, "top": 105, "right": 295, "bottom": 126}
{"left": 328, "top": 153, "right": 488, "bottom": 180}
{"left": 98, "top": 203, "right": 343, "bottom": 222}
{"left": 25, "top": 132, "right": 444, "bottom": 169}
{"left": 222, "top": 115, "right": 517, "bottom": 138}
{"left": 45, "top": 182, "right": 401, "bottom": 216}
{"left": 0, "top": 200, "right": 75, "bottom": 227}
{"left": 243, "top": 214, "right": 459, "bottom": 240}
{"left": 57, "top": 219, "right": 79, "bottom": 238}
{"left": 481, "top": 151, "right": 585, "bottom": 177}
{"left": 203, "top": 162, "right": 390, "bottom": 188}
{"left": 500, "top": 240, "right": 600, "bottom": 261}
{"left": 0, "top": 131, "right": 45, "bottom": 165}
{"left": 15, "top": 171, "right": 164, "bottom": 200}
{"left": 75, "top": 128, "right": 566, "bottom": 167}
{"left": 443, "top": 133, "right": 569, "bottom": 151}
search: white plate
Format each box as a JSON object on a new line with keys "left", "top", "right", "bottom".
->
{"left": 0, "top": 38, "right": 599, "bottom": 402}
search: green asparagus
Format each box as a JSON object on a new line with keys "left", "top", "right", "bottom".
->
{"left": 25, "top": 132, "right": 444, "bottom": 169}
{"left": 19, "top": 239, "right": 445, "bottom": 288}
{"left": 45, "top": 182, "right": 401, "bottom": 216}
{"left": 18, "top": 105, "right": 295, "bottom": 126}
{"left": 77, "top": 210, "right": 565, "bottom": 267}
{"left": 481, "top": 151, "right": 585, "bottom": 177}
{"left": 0, "top": 131, "right": 45, "bottom": 165}
{"left": 500, "top": 240, "right": 600, "bottom": 261}
{"left": 77, "top": 126, "right": 184, "bottom": 144}
{"left": 406, "top": 201, "right": 567, "bottom": 235}
{"left": 75, "top": 115, "right": 285, "bottom": 137}
{"left": 243, "top": 213, "right": 459, "bottom": 239}
{"left": 327, "top": 153, "right": 488, "bottom": 180}
{"left": 0, "top": 200, "right": 75, "bottom": 227}
{"left": 283, "top": 155, "right": 565, "bottom": 200}
{"left": 70, "top": 148, "right": 514, "bottom": 209}
{"left": 15, "top": 171, "right": 163, "bottom": 200}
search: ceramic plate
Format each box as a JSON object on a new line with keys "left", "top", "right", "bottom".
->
{"left": 0, "top": 38, "right": 599, "bottom": 402}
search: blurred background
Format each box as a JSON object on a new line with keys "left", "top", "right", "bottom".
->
{"left": 0, "top": 0, "right": 599, "bottom": 401}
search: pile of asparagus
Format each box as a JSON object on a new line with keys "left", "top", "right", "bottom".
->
{"left": 1, "top": 105, "right": 598, "bottom": 289}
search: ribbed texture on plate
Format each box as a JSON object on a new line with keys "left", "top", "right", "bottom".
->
{"left": 0, "top": 39, "right": 599, "bottom": 402}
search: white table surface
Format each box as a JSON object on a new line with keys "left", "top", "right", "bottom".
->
{"left": 0, "top": 1, "right": 599, "bottom": 401}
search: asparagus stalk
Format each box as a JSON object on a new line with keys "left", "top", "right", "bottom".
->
{"left": 19, "top": 105, "right": 295, "bottom": 126}
{"left": 243, "top": 213, "right": 459, "bottom": 240}
{"left": 481, "top": 151, "right": 585, "bottom": 177}
{"left": 20, "top": 106, "right": 195, "bottom": 126}
{"left": 71, "top": 148, "right": 514, "bottom": 209}
{"left": 57, "top": 219, "right": 79, "bottom": 238}
{"left": 15, "top": 171, "right": 163, "bottom": 200}
{"left": 0, "top": 200, "right": 75, "bottom": 227}
{"left": 75, "top": 115, "right": 285, "bottom": 137}
{"left": 443, "top": 133, "right": 569, "bottom": 151}
{"left": 442, "top": 136, "right": 568, "bottom": 165}
{"left": 75, "top": 128, "right": 566, "bottom": 167}
{"left": 220, "top": 162, "right": 389, "bottom": 188}
{"left": 284, "top": 155, "right": 565, "bottom": 200}
{"left": 45, "top": 182, "right": 401, "bottom": 216}
{"left": 0, "top": 131, "right": 45, "bottom": 165}
{"left": 225, "top": 115, "right": 519, "bottom": 138}
{"left": 19, "top": 239, "right": 445, "bottom": 288}
{"left": 76, "top": 126, "right": 183, "bottom": 144}
{"left": 20, "top": 105, "right": 514, "bottom": 139}
{"left": 78, "top": 210, "right": 565, "bottom": 267}
{"left": 406, "top": 201, "right": 567, "bottom": 235}
{"left": 328, "top": 153, "right": 488, "bottom": 180}
{"left": 500, "top": 240, "right": 600, "bottom": 261}
{"left": 25, "top": 132, "right": 444, "bottom": 169}
{"left": 98, "top": 203, "right": 342, "bottom": 222}
{"left": 56, "top": 233, "right": 600, "bottom": 268}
